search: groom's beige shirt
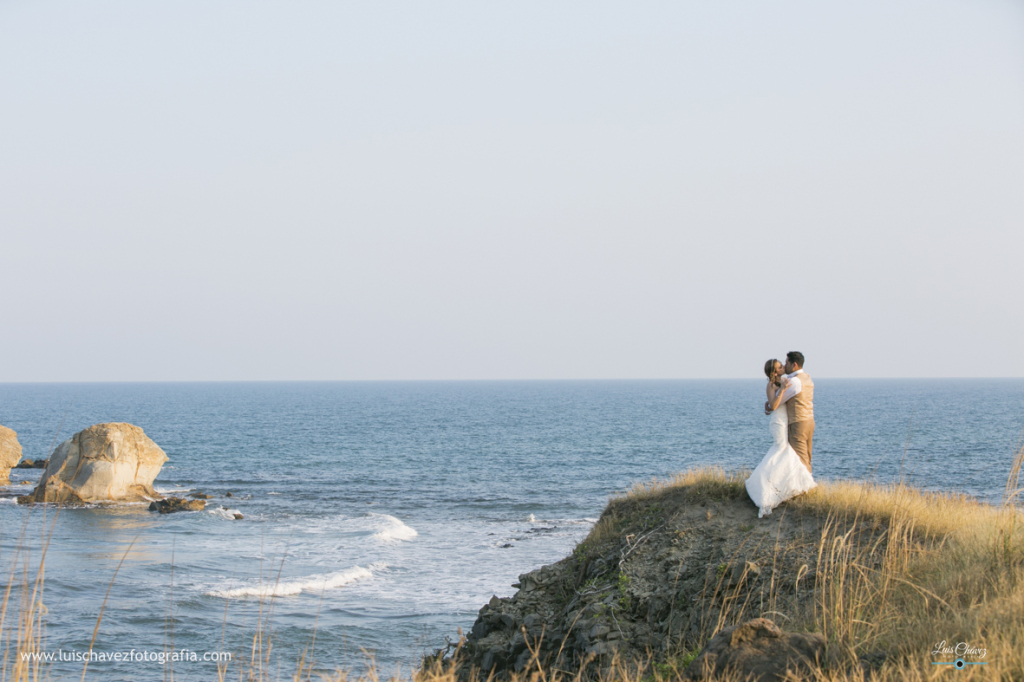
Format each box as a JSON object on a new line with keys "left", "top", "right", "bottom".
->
{"left": 779, "top": 370, "right": 814, "bottom": 423}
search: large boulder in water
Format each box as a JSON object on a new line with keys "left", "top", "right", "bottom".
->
{"left": 0, "top": 425, "right": 23, "bottom": 484}
{"left": 25, "top": 423, "right": 168, "bottom": 504}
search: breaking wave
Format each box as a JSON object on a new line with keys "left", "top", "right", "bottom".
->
{"left": 207, "top": 564, "right": 379, "bottom": 599}
{"left": 369, "top": 513, "right": 418, "bottom": 542}
{"left": 207, "top": 507, "right": 243, "bottom": 520}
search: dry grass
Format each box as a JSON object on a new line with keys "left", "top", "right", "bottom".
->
{"left": 1, "top": 504, "right": 60, "bottom": 682}
{"left": 0, "top": 506, "right": 315, "bottom": 682}
{"left": 592, "top": 455, "right": 1024, "bottom": 681}
{"left": 623, "top": 467, "right": 750, "bottom": 503}
{"left": 795, "top": 454, "right": 1024, "bottom": 680}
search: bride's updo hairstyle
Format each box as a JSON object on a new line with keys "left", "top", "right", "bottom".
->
{"left": 764, "top": 359, "right": 780, "bottom": 384}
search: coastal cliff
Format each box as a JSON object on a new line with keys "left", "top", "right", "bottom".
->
{"left": 433, "top": 468, "right": 1024, "bottom": 681}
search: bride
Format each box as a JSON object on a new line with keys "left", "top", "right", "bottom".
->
{"left": 745, "top": 358, "right": 816, "bottom": 518}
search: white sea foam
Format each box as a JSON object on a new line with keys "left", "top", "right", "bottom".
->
{"left": 207, "top": 565, "right": 377, "bottom": 599}
{"left": 369, "top": 513, "right": 418, "bottom": 542}
{"left": 207, "top": 507, "right": 243, "bottom": 520}
{"left": 0, "top": 497, "right": 18, "bottom": 504}
{"left": 521, "top": 516, "right": 597, "bottom": 526}
{"left": 155, "top": 486, "right": 192, "bottom": 495}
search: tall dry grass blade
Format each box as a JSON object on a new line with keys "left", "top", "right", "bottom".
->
{"left": 297, "top": 586, "right": 327, "bottom": 682}
{"left": 81, "top": 534, "right": 139, "bottom": 682}
{"left": 9, "top": 500, "right": 64, "bottom": 682}
{"left": 165, "top": 534, "right": 176, "bottom": 682}
{"left": 1003, "top": 429, "right": 1024, "bottom": 506}
{"left": 0, "top": 513, "right": 35, "bottom": 682}
{"left": 896, "top": 408, "right": 914, "bottom": 485}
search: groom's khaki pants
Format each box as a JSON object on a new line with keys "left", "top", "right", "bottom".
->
{"left": 789, "top": 420, "right": 815, "bottom": 473}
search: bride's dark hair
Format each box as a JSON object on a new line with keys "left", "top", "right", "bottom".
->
{"left": 764, "top": 359, "right": 780, "bottom": 384}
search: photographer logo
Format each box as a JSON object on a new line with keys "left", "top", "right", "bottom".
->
{"left": 931, "top": 640, "right": 988, "bottom": 670}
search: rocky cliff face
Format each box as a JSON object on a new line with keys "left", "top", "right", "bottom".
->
{"left": 24, "top": 423, "right": 168, "bottom": 504}
{"left": 444, "top": 476, "right": 885, "bottom": 680}
{"left": 0, "top": 425, "right": 23, "bottom": 484}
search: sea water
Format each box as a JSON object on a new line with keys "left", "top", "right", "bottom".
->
{"left": 1, "top": 380, "right": 1022, "bottom": 680}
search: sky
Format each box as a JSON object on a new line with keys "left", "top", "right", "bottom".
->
{"left": 1, "top": 1, "right": 1022, "bottom": 381}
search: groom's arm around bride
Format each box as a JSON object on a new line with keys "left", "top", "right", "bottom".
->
{"left": 766, "top": 351, "right": 815, "bottom": 474}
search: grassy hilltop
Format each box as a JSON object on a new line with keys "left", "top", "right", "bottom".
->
{"left": 425, "top": 466, "right": 1024, "bottom": 682}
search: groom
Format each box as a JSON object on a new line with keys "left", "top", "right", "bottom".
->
{"left": 765, "top": 351, "right": 815, "bottom": 473}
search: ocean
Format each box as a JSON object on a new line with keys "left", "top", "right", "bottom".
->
{"left": 1, "top": 379, "right": 1022, "bottom": 680}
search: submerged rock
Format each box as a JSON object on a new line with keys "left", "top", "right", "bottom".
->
{"left": 0, "top": 426, "right": 23, "bottom": 484}
{"left": 150, "top": 497, "right": 206, "bottom": 514}
{"left": 222, "top": 506, "right": 243, "bottom": 520}
{"left": 26, "top": 423, "right": 168, "bottom": 504}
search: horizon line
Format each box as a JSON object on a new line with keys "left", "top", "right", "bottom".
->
{"left": 1, "top": 376, "right": 1021, "bottom": 385}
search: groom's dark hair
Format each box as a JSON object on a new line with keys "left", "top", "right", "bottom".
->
{"left": 786, "top": 351, "right": 805, "bottom": 368}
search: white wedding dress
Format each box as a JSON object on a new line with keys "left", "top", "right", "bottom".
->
{"left": 745, "top": 402, "right": 816, "bottom": 518}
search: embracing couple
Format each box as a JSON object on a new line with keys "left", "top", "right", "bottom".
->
{"left": 745, "top": 351, "right": 817, "bottom": 518}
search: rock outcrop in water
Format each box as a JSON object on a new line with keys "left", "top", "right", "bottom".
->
{"left": 22, "top": 423, "right": 168, "bottom": 504}
{"left": 150, "top": 497, "right": 205, "bottom": 513}
{"left": 0, "top": 425, "right": 23, "bottom": 484}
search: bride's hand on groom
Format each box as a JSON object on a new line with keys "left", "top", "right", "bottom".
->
{"left": 764, "top": 401, "right": 772, "bottom": 415}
